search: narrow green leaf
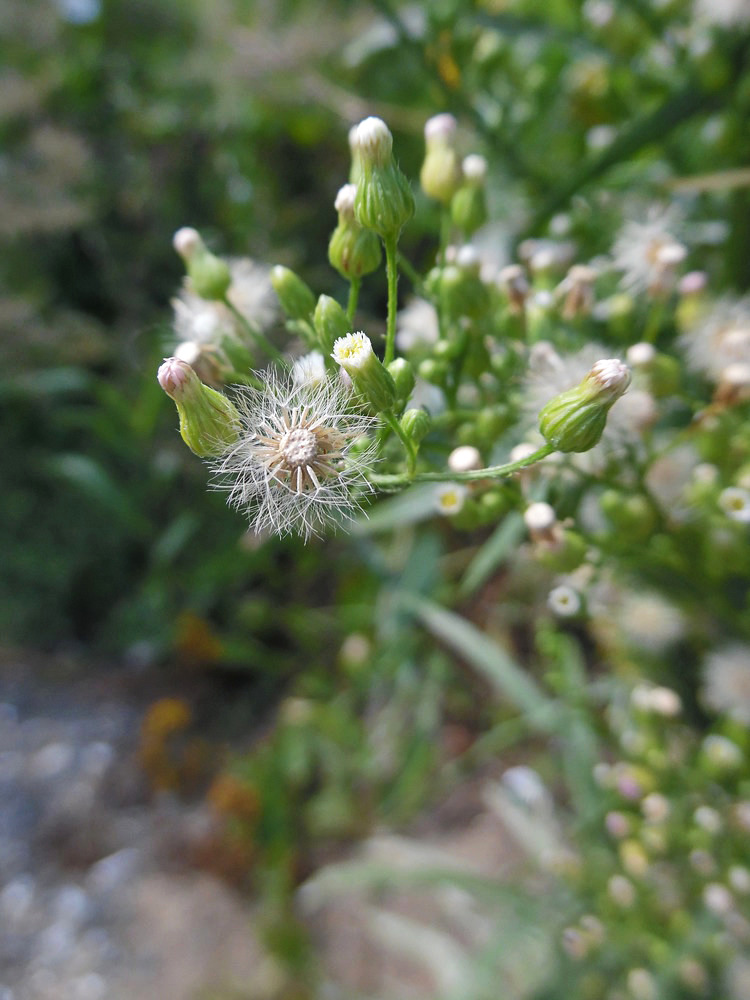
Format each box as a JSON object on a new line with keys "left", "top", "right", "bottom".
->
{"left": 402, "top": 594, "right": 553, "bottom": 722}
{"left": 354, "top": 484, "right": 438, "bottom": 535}
{"left": 459, "top": 511, "right": 524, "bottom": 599}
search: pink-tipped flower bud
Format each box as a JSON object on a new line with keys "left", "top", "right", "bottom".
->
{"left": 173, "top": 227, "right": 231, "bottom": 301}
{"left": 538, "top": 359, "right": 631, "bottom": 453}
{"left": 157, "top": 358, "right": 240, "bottom": 457}
{"left": 421, "top": 114, "right": 462, "bottom": 204}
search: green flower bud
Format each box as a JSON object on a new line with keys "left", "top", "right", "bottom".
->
{"left": 157, "top": 357, "right": 240, "bottom": 457}
{"left": 313, "top": 294, "right": 350, "bottom": 354}
{"left": 450, "top": 154, "right": 488, "bottom": 235}
{"left": 478, "top": 489, "right": 509, "bottom": 521}
{"left": 173, "top": 227, "right": 231, "bottom": 301}
{"left": 400, "top": 407, "right": 431, "bottom": 444}
{"left": 438, "top": 247, "right": 488, "bottom": 319}
{"left": 270, "top": 265, "right": 316, "bottom": 321}
{"left": 420, "top": 114, "right": 463, "bottom": 205}
{"left": 331, "top": 331, "right": 396, "bottom": 413}
{"left": 536, "top": 530, "right": 588, "bottom": 573}
{"left": 418, "top": 358, "right": 449, "bottom": 385}
{"left": 352, "top": 117, "right": 415, "bottom": 240}
{"left": 387, "top": 357, "right": 416, "bottom": 405}
{"left": 600, "top": 490, "right": 657, "bottom": 540}
{"left": 328, "top": 184, "right": 382, "bottom": 280}
{"left": 538, "top": 359, "right": 631, "bottom": 453}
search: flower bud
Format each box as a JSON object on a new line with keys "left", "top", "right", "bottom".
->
{"left": 448, "top": 445, "right": 482, "bottom": 473}
{"left": 420, "top": 113, "right": 463, "bottom": 205}
{"left": 451, "top": 154, "right": 488, "bottom": 235}
{"left": 400, "top": 408, "right": 431, "bottom": 444}
{"left": 270, "top": 265, "right": 316, "bottom": 321}
{"left": 173, "top": 227, "right": 231, "bottom": 301}
{"left": 157, "top": 357, "right": 240, "bottom": 457}
{"left": 387, "top": 357, "right": 416, "bottom": 405}
{"left": 328, "top": 184, "right": 383, "bottom": 280}
{"left": 313, "top": 294, "right": 350, "bottom": 354}
{"left": 538, "top": 359, "right": 631, "bottom": 452}
{"left": 352, "top": 117, "right": 415, "bottom": 240}
{"left": 437, "top": 257, "right": 488, "bottom": 319}
{"left": 331, "top": 331, "right": 396, "bottom": 413}
{"left": 417, "top": 357, "right": 449, "bottom": 385}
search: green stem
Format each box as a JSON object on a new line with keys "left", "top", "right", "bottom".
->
{"left": 223, "top": 297, "right": 285, "bottom": 364}
{"left": 383, "top": 235, "right": 399, "bottom": 367}
{"left": 346, "top": 277, "right": 361, "bottom": 324}
{"left": 439, "top": 207, "right": 452, "bottom": 265}
{"left": 370, "top": 443, "right": 555, "bottom": 490}
{"left": 397, "top": 252, "right": 425, "bottom": 295}
{"left": 381, "top": 410, "right": 417, "bottom": 476}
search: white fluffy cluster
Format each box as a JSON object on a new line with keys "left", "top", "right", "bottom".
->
{"left": 680, "top": 296, "right": 750, "bottom": 383}
{"left": 211, "top": 371, "right": 377, "bottom": 540}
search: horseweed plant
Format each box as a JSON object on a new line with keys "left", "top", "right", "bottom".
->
{"left": 158, "top": 115, "right": 632, "bottom": 539}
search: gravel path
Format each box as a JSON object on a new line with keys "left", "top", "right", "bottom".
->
{"left": 0, "top": 655, "right": 265, "bottom": 1000}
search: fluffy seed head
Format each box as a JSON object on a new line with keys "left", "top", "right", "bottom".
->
{"left": 211, "top": 370, "right": 377, "bottom": 540}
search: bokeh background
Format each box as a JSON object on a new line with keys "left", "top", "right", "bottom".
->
{"left": 3, "top": 1, "right": 750, "bottom": 998}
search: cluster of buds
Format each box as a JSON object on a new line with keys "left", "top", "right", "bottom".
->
{"left": 420, "top": 114, "right": 488, "bottom": 235}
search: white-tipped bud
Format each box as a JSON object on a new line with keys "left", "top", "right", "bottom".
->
{"left": 334, "top": 183, "right": 357, "bottom": 220}
{"left": 424, "top": 112, "right": 457, "bottom": 143}
{"left": 626, "top": 342, "right": 656, "bottom": 368}
{"left": 421, "top": 114, "right": 462, "bottom": 203}
{"left": 354, "top": 116, "right": 393, "bottom": 168}
{"left": 448, "top": 445, "right": 482, "bottom": 473}
{"left": 456, "top": 244, "right": 481, "bottom": 273}
{"left": 462, "top": 154, "right": 487, "bottom": 183}
{"left": 589, "top": 359, "right": 632, "bottom": 397}
{"left": 331, "top": 331, "right": 395, "bottom": 412}
{"left": 524, "top": 501, "right": 557, "bottom": 535}
{"left": 435, "top": 483, "right": 468, "bottom": 516}
{"left": 539, "top": 359, "right": 631, "bottom": 453}
{"left": 173, "top": 226, "right": 201, "bottom": 259}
